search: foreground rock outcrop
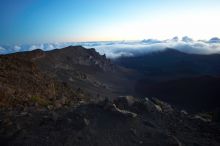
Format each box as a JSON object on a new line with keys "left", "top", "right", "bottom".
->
{"left": 0, "top": 97, "right": 219, "bottom": 146}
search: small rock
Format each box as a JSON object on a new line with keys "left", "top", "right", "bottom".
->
{"left": 16, "top": 112, "right": 28, "bottom": 117}
{"left": 115, "top": 96, "right": 136, "bottom": 108}
{"left": 143, "top": 120, "right": 156, "bottom": 128}
{"left": 60, "top": 97, "right": 67, "bottom": 105}
{"left": 19, "top": 112, "right": 28, "bottom": 116}
{"left": 193, "top": 115, "right": 211, "bottom": 122}
{"left": 171, "top": 136, "right": 182, "bottom": 146}
{"left": 54, "top": 100, "right": 62, "bottom": 108}
{"left": 145, "top": 97, "right": 149, "bottom": 102}
{"left": 130, "top": 128, "right": 137, "bottom": 136}
{"left": 67, "top": 118, "right": 72, "bottom": 123}
{"left": 111, "top": 104, "right": 137, "bottom": 118}
{"left": 83, "top": 118, "right": 90, "bottom": 126}
{"left": 181, "top": 110, "right": 188, "bottom": 115}
{"left": 152, "top": 98, "right": 174, "bottom": 113}
{"left": 3, "top": 118, "right": 13, "bottom": 127}
{"left": 47, "top": 105, "right": 53, "bottom": 110}
{"left": 52, "top": 112, "right": 59, "bottom": 122}
{"left": 154, "top": 104, "right": 162, "bottom": 112}
{"left": 139, "top": 141, "right": 143, "bottom": 144}
{"left": 16, "top": 123, "right": 22, "bottom": 130}
{"left": 43, "top": 115, "right": 49, "bottom": 119}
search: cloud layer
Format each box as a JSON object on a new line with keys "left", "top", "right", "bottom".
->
{"left": 1, "top": 37, "right": 220, "bottom": 58}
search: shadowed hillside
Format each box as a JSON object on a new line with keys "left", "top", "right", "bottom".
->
{"left": 114, "top": 48, "right": 220, "bottom": 112}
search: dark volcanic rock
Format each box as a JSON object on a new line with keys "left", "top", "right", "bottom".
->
{"left": 0, "top": 98, "right": 219, "bottom": 146}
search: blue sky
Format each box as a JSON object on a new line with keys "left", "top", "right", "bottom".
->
{"left": 1, "top": 0, "right": 220, "bottom": 44}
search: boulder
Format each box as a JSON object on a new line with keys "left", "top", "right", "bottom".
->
{"left": 154, "top": 104, "right": 162, "bottom": 112}
{"left": 193, "top": 115, "right": 211, "bottom": 122}
{"left": 113, "top": 96, "right": 136, "bottom": 109}
{"left": 110, "top": 104, "right": 137, "bottom": 118}
{"left": 151, "top": 98, "right": 174, "bottom": 113}
{"left": 83, "top": 118, "right": 90, "bottom": 126}
{"left": 180, "top": 110, "right": 188, "bottom": 115}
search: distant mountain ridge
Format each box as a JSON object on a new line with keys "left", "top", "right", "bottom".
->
{"left": 114, "top": 48, "right": 220, "bottom": 80}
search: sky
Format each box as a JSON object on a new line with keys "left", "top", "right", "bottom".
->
{"left": 1, "top": 0, "right": 220, "bottom": 45}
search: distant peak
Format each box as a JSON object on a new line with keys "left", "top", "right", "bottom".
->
{"left": 32, "top": 48, "right": 44, "bottom": 53}
{"left": 209, "top": 37, "right": 220, "bottom": 43}
{"left": 182, "top": 36, "right": 193, "bottom": 42}
{"left": 141, "top": 39, "right": 161, "bottom": 44}
{"left": 153, "top": 48, "right": 187, "bottom": 56}
{"left": 63, "top": 45, "right": 84, "bottom": 49}
{"left": 171, "top": 36, "right": 179, "bottom": 42}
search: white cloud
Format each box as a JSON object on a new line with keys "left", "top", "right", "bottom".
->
{"left": 1, "top": 37, "right": 220, "bottom": 58}
{"left": 0, "top": 46, "right": 5, "bottom": 50}
{"left": 0, "top": 46, "right": 6, "bottom": 54}
{"left": 14, "top": 45, "right": 21, "bottom": 51}
{"left": 84, "top": 38, "right": 220, "bottom": 58}
{"left": 29, "top": 45, "right": 38, "bottom": 51}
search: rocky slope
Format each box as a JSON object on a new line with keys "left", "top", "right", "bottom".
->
{"left": 0, "top": 49, "right": 83, "bottom": 109}
{"left": 0, "top": 46, "right": 136, "bottom": 109}
{"left": 34, "top": 46, "right": 137, "bottom": 99}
